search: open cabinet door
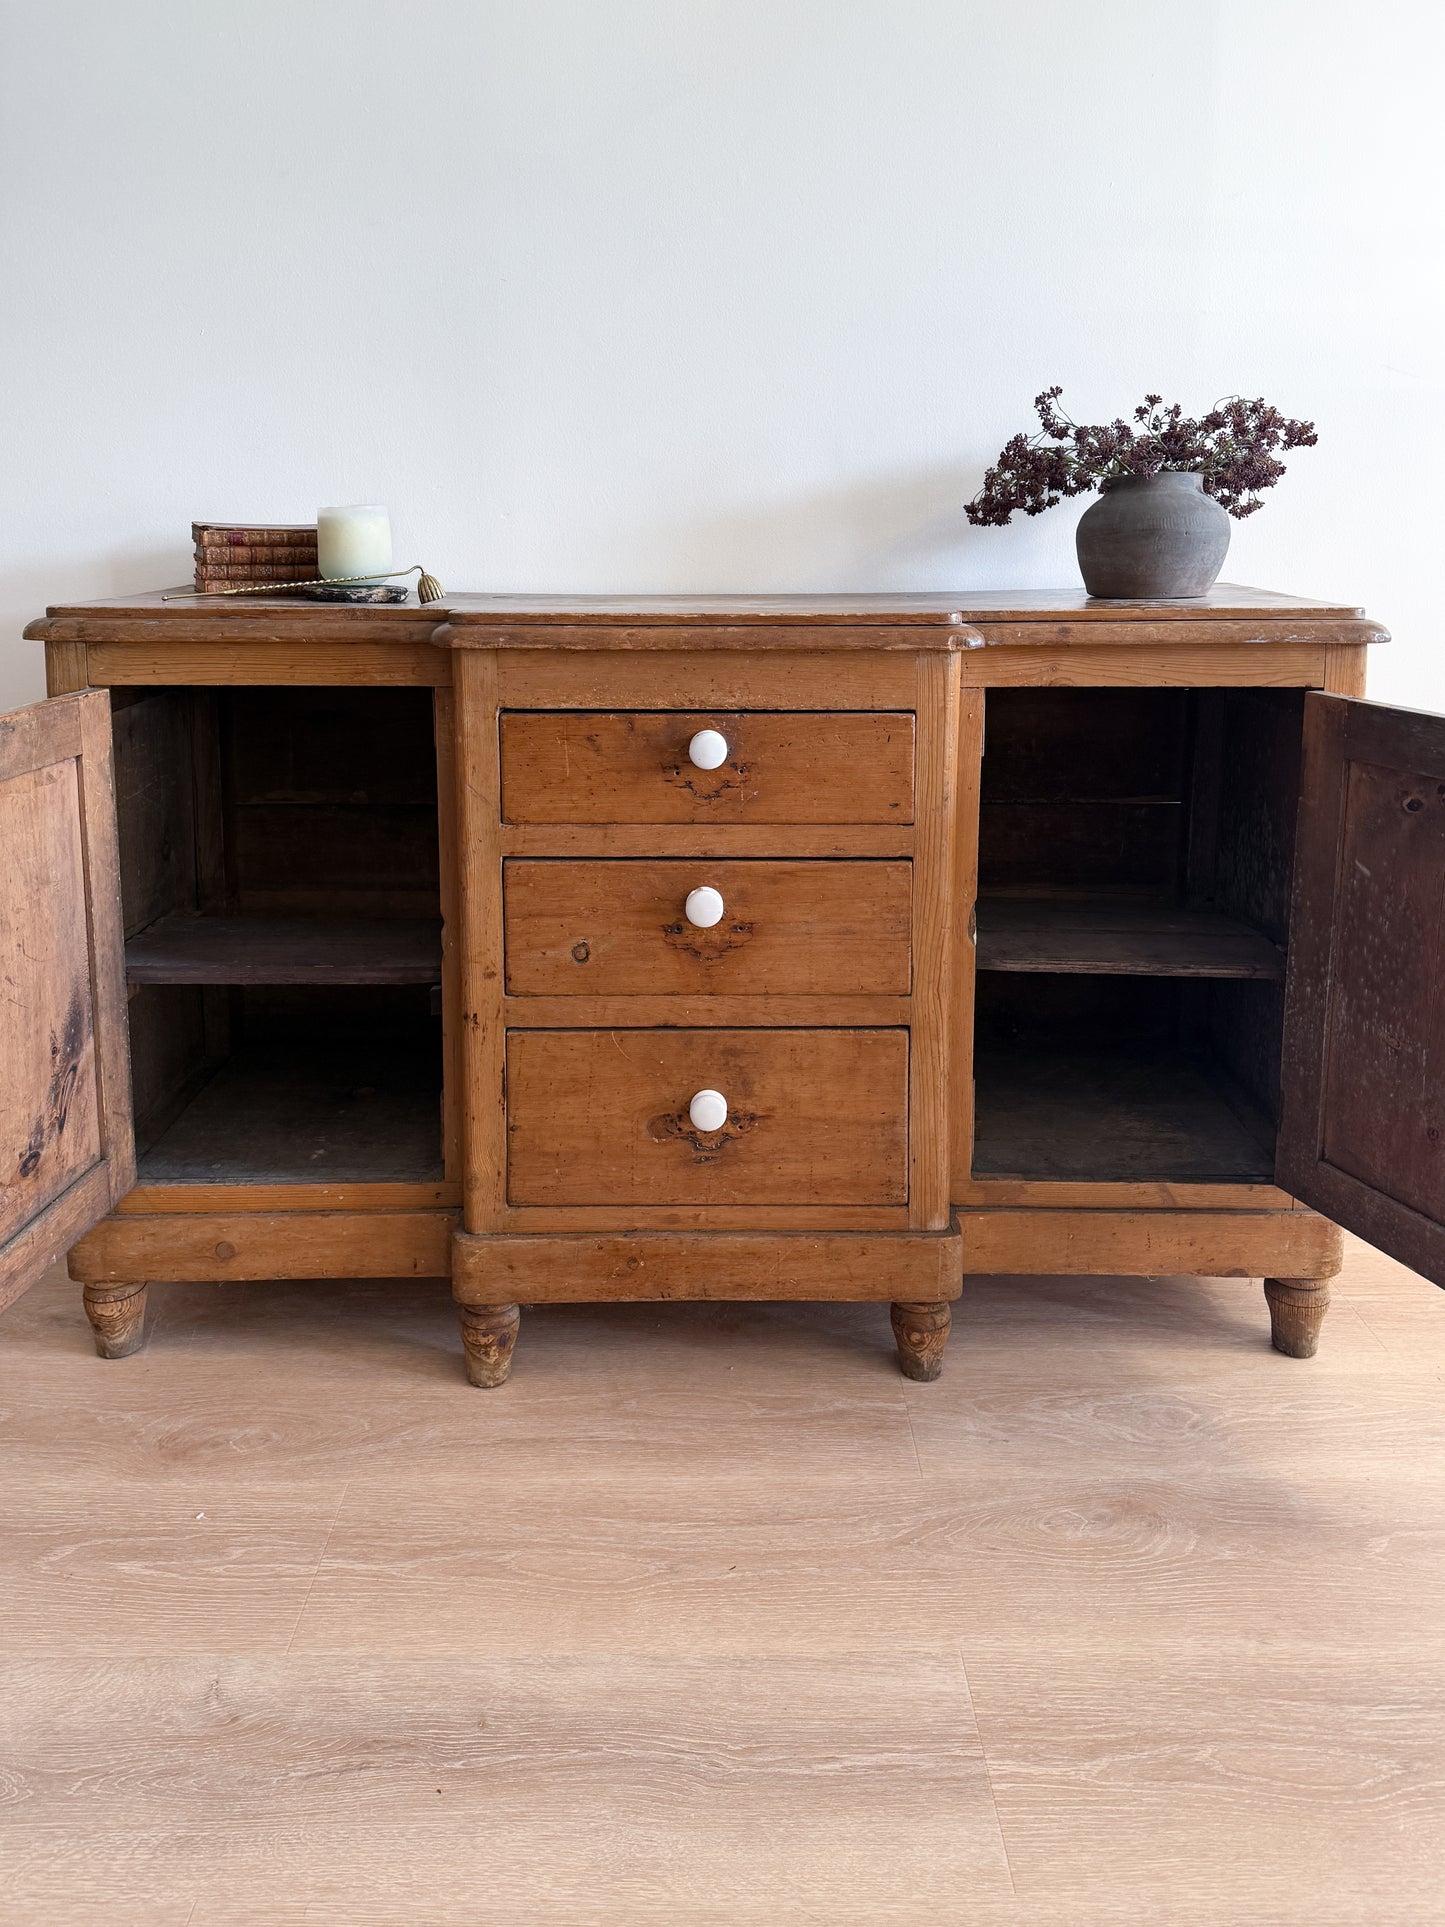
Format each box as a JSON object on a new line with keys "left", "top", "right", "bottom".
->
{"left": 1278, "top": 692, "right": 1445, "bottom": 1285}
{"left": 0, "top": 691, "right": 134, "bottom": 1312}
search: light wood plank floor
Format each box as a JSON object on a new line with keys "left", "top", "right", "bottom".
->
{"left": 2, "top": 1236, "right": 1444, "bottom": 1924}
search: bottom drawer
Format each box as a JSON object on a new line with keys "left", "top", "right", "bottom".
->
{"left": 506, "top": 1028, "right": 908, "bottom": 1207}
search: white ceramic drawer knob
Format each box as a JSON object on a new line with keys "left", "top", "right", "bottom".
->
{"left": 684, "top": 885, "right": 725, "bottom": 928}
{"left": 687, "top": 728, "right": 729, "bottom": 771}
{"left": 688, "top": 1088, "right": 728, "bottom": 1133}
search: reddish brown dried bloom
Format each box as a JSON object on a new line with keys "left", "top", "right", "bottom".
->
{"left": 966, "top": 390, "right": 1318, "bottom": 525}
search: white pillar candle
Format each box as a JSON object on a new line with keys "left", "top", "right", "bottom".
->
{"left": 317, "top": 505, "right": 392, "bottom": 583}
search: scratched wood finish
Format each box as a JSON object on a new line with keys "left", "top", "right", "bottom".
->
{"left": 503, "top": 823, "right": 914, "bottom": 859}
{"left": 81, "top": 1280, "right": 148, "bottom": 1357}
{"left": 125, "top": 914, "right": 443, "bottom": 985}
{"left": 133, "top": 1042, "right": 443, "bottom": 1186}
{"left": 43, "top": 638, "right": 89, "bottom": 695}
{"left": 115, "top": 1180, "right": 459, "bottom": 1214}
{"left": 66, "top": 1208, "right": 457, "bottom": 1282}
{"left": 500, "top": 992, "right": 909, "bottom": 1028}
{"left": 1263, "top": 1274, "right": 1332, "bottom": 1357}
{"left": 433, "top": 687, "right": 464, "bottom": 1184}
{"left": 503, "top": 859, "right": 911, "bottom": 996}
{"left": 494, "top": 1203, "right": 910, "bottom": 1232}
{"left": 954, "top": 1177, "right": 1297, "bottom": 1210}
{"left": 907, "top": 650, "right": 962, "bottom": 1229}
{"left": 975, "top": 898, "right": 1284, "bottom": 979}
{"left": 950, "top": 688, "right": 985, "bottom": 1199}
{"left": 0, "top": 692, "right": 134, "bottom": 1311}
{"left": 449, "top": 622, "right": 973, "bottom": 653}
{"left": 959, "top": 642, "right": 1331, "bottom": 689}
{"left": 81, "top": 638, "right": 452, "bottom": 687}
{"left": 28, "top": 581, "right": 1368, "bottom": 623}
{"left": 430, "top": 583, "right": 1371, "bottom": 622}
{"left": 966, "top": 617, "right": 1381, "bottom": 652}
{"left": 498, "top": 648, "right": 918, "bottom": 711}
{"left": 0, "top": 737, "right": 102, "bottom": 1250}
{"left": 1278, "top": 693, "right": 1445, "bottom": 1286}
{"left": 1324, "top": 643, "right": 1370, "bottom": 696}
{"left": 500, "top": 711, "right": 915, "bottom": 825}
{"left": 452, "top": 1226, "right": 962, "bottom": 1302}
{"left": 452, "top": 649, "right": 507, "bottom": 1234}
{"left": 962, "top": 1207, "right": 1341, "bottom": 1278}
{"left": 505, "top": 1028, "right": 909, "bottom": 1208}
{"left": 972, "top": 1043, "right": 1276, "bottom": 1184}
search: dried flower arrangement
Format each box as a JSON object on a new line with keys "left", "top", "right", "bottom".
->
{"left": 966, "top": 389, "right": 1318, "bottom": 526}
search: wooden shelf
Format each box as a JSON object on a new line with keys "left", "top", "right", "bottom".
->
{"left": 972, "top": 1045, "right": 1276, "bottom": 1184}
{"left": 974, "top": 897, "right": 1284, "bottom": 980}
{"left": 136, "top": 1043, "right": 443, "bottom": 1185}
{"left": 125, "top": 914, "right": 442, "bottom": 986}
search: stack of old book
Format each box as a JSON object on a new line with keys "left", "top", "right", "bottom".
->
{"left": 193, "top": 521, "right": 320, "bottom": 593}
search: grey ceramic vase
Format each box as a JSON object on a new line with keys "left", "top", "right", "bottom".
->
{"left": 1075, "top": 470, "right": 1231, "bottom": 599}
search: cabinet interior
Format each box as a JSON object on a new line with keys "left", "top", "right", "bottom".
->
{"left": 972, "top": 686, "right": 1304, "bottom": 1183}
{"left": 112, "top": 686, "right": 444, "bottom": 1184}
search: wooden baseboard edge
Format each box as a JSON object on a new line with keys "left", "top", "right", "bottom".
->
{"left": 960, "top": 1207, "right": 1342, "bottom": 1279}
{"left": 451, "top": 1223, "right": 964, "bottom": 1304}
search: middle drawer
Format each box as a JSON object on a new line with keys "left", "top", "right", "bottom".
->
{"left": 503, "top": 859, "right": 912, "bottom": 996}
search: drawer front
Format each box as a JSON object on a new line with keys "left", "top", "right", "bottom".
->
{"left": 500, "top": 711, "right": 914, "bottom": 824}
{"left": 504, "top": 859, "right": 912, "bottom": 996}
{"left": 506, "top": 1028, "right": 908, "bottom": 1206}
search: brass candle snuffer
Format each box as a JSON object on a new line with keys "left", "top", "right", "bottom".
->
{"left": 163, "top": 564, "right": 445, "bottom": 604}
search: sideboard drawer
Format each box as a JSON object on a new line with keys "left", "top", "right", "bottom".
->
{"left": 506, "top": 1028, "right": 908, "bottom": 1206}
{"left": 500, "top": 711, "right": 915, "bottom": 824}
{"left": 504, "top": 859, "right": 912, "bottom": 996}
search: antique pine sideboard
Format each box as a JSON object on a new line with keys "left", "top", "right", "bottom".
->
{"left": 3, "top": 585, "right": 1442, "bottom": 1386}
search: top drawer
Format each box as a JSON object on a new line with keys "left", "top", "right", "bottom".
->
{"left": 500, "top": 711, "right": 915, "bottom": 824}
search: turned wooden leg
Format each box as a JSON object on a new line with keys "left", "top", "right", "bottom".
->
{"left": 891, "top": 1300, "right": 952, "bottom": 1382}
{"left": 82, "top": 1283, "right": 148, "bottom": 1360}
{"left": 458, "top": 1302, "right": 520, "bottom": 1387}
{"left": 1264, "top": 1276, "right": 1332, "bottom": 1359}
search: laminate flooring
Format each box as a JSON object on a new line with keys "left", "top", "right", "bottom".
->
{"left": 2, "top": 1236, "right": 1444, "bottom": 1924}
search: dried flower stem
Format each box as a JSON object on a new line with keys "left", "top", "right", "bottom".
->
{"left": 966, "top": 388, "right": 1318, "bottom": 526}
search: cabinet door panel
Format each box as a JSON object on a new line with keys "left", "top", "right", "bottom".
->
{"left": 1278, "top": 693, "right": 1445, "bottom": 1283}
{"left": 0, "top": 691, "right": 134, "bottom": 1310}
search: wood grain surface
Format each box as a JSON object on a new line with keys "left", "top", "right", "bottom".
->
{"left": 500, "top": 709, "right": 915, "bottom": 825}
{"left": 1278, "top": 692, "right": 1445, "bottom": 1284}
{"left": 497, "top": 648, "right": 918, "bottom": 711}
{"left": 66, "top": 1208, "right": 457, "bottom": 1282}
{"left": 1, "top": 1232, "right": 1443, "bottom": 1923}
{"left": 958, "top": 642, "right": 1331, "bottom": 688}
{"left": 503, "top": 858, "right": 910, "bottom": 996}
{"left": 972, "top": 1045, "right": 1277, "bottom": 1184}
{"left": 27, "top": 581, "right": 1373, "bottom": 624}
{"left": 505, "top": 1027, "right": 909, "bottom": 1207}
{"left": 0, "top": 757, "right": 102, "bottom": 1244}
{"left": 452, "top": 1226, "right": 961, "bottom": 1302}
{"left": 975, "top": 897, "right": 1285, "bottom": 979}
{"left": 0, "top": 691, "right": 134, "bottom": 1311}
{"left": 124, "top": 913, "right": 443, "bottom": 985}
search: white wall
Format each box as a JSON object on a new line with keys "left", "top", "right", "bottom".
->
{"left": 2, "top": 0, "right": 1441, "bottom": 709}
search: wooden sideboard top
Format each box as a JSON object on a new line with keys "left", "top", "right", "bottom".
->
{"left": 435, "top": 586, "right": 1369, "bottom": 625}
{"left": 27, "top": 583, "right": 1362, "bottom": 626}
{"left": 24, "top": 585, "right": 1387, "bottom": 657}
